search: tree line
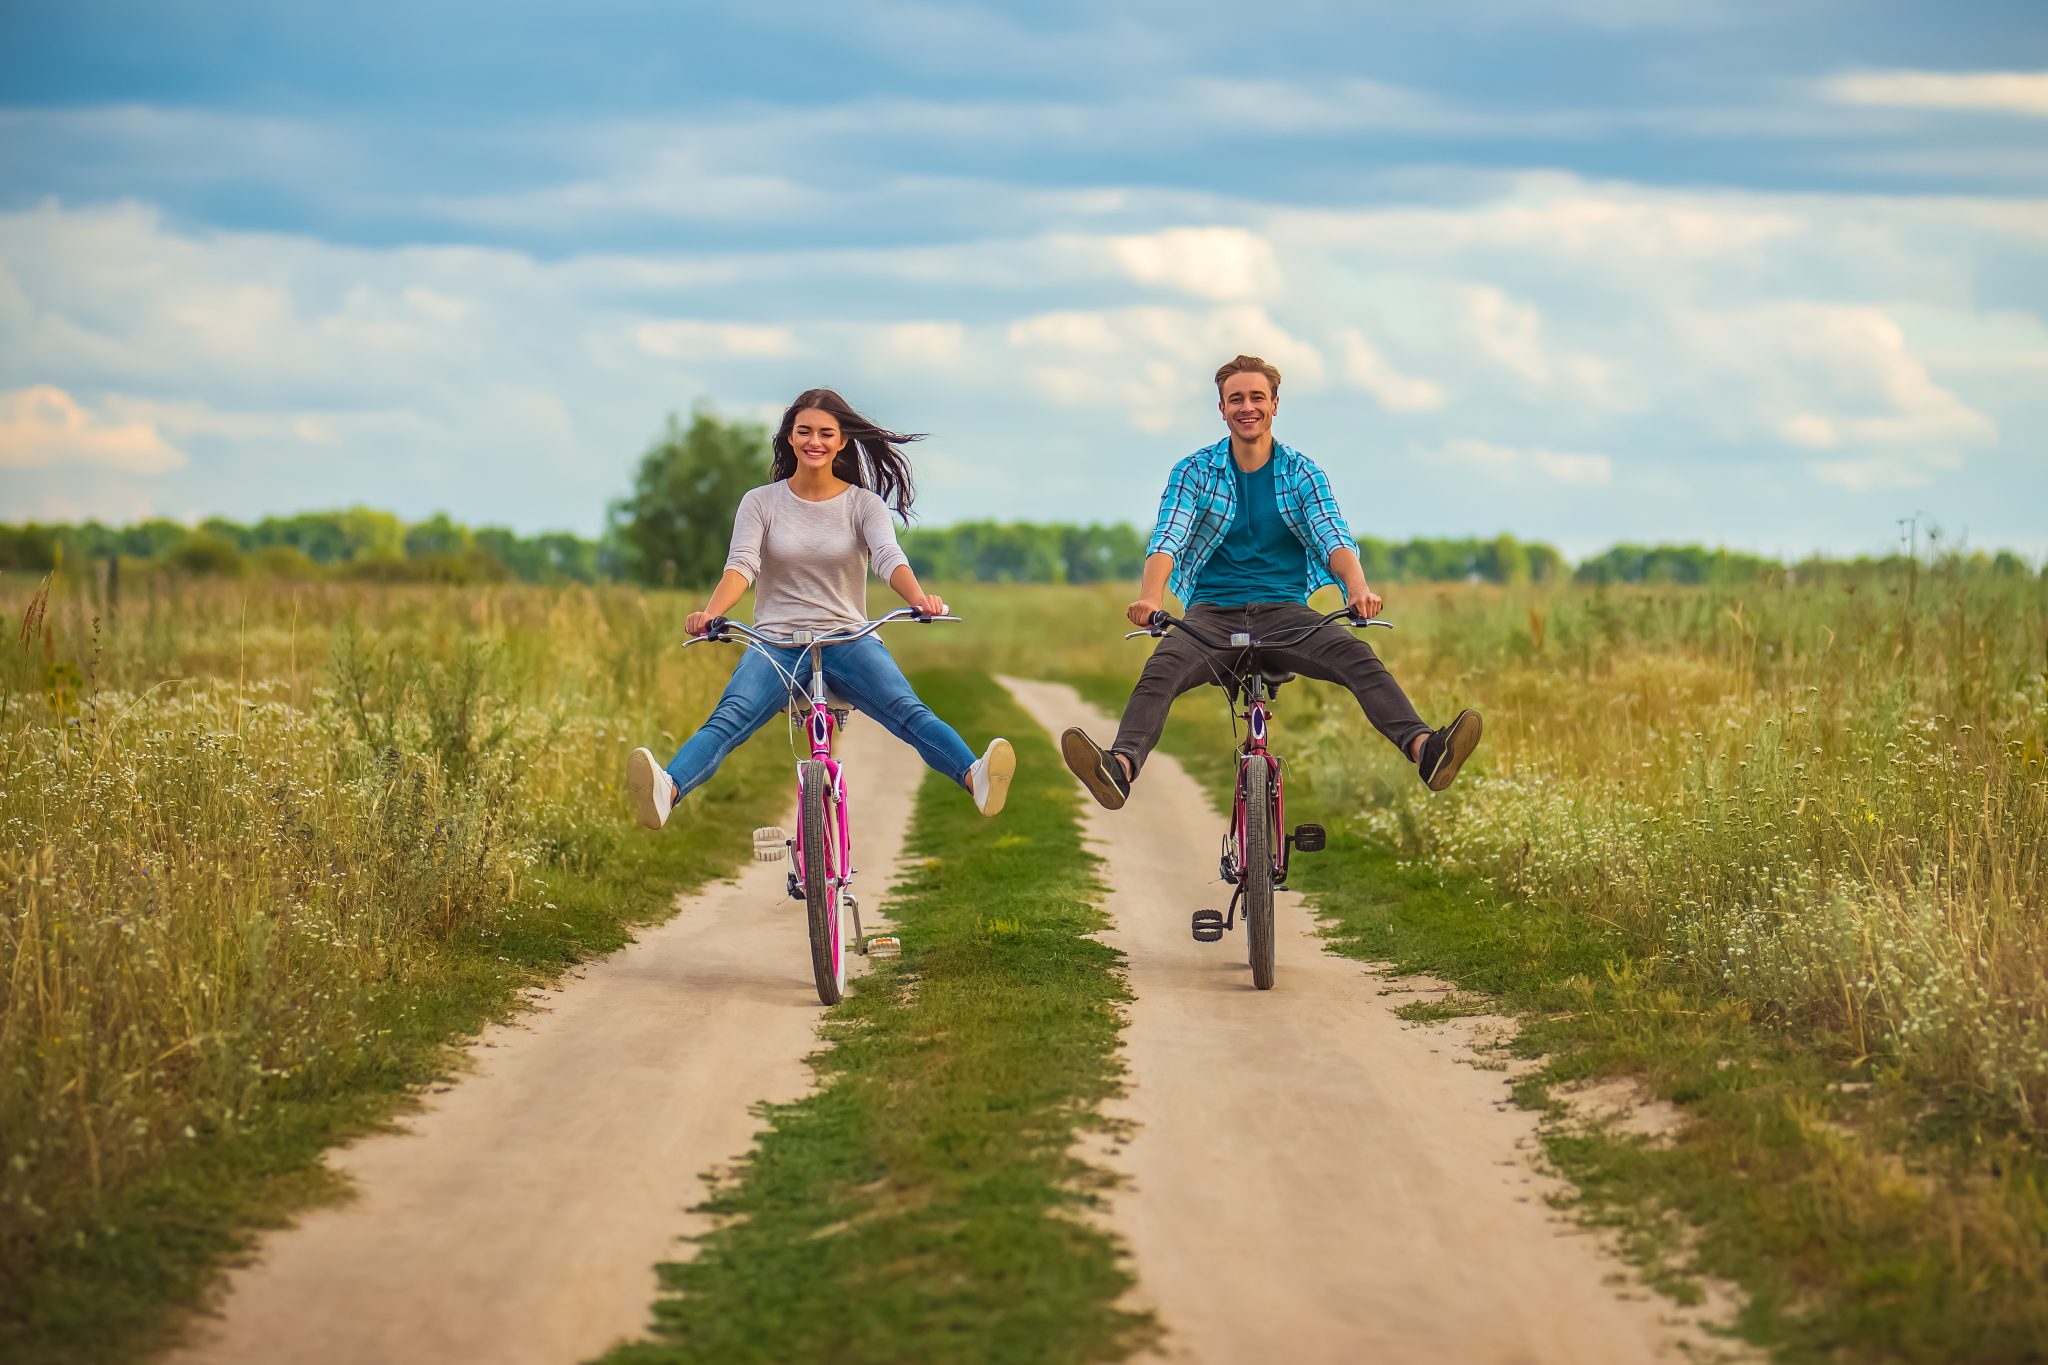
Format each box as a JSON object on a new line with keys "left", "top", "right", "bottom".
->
{"left": 5, "top": 409, "right": 2038, "bottom": 585}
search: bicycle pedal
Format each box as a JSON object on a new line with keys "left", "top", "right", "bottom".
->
{"left": 752, "top": 827, "right": 788, "bottom": 862}
{"left": 863, "top": 933, "right": 902, "bottom": 959}
{"left": 1191, "top": 910, "right": 1226, "bottom": 943}
{"left": 1291, "top": 823, "right": 1327, "bottom": 854}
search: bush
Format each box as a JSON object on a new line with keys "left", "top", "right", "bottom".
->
{"left": 164, "top": 535, "right": 246, "bottom": 577}
{"left": 252, "top": 545, "right": 323, "bottom": 580}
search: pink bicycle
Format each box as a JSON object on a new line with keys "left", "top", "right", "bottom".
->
{"left": 686, "top": 607, "right": 957, "bottom": 1005}
{"left": 1127, "top": 607, "right": 1391, "bottom": 990}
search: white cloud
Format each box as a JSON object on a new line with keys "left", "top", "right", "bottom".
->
{"left": 0, "top": 385, "right": 187, "bottom": 473}
{"left": 1007, "top": 305, "right": 1325, "bottom": 432}
{"left": 873, "top": 322, "right": 965, "bottom": 368}
{"left": 633, "top": 320, "right": 798, "bottom": 361}
{"left": 1106, "top": 227, "right": 1282, "bottom": 302}
{"left": 1821, "top": 70, "right": 2048, "bottom": 119}
{"left": 1678, "top": 302, "right": 1998, "bottom": 451}
{"left": 1423, "top": 438, "right": 1613, "bottom": 487}
{"left": 1458, "top": 284, "right": 1620, "bottom": 406}
{"left": 1336, "top": 327, "right": 1447, "bottom": 413}
{"left": 2, "top": 171, "right": 2043, "bottom": 547}
{"left": 1777, "top": 412, "right": 1839, "bottom": 448}
{"left": 1811, "top": 450, "right": 1964, "bottom": 491}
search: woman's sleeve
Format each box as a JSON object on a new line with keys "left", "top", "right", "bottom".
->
{"left": 724, "top": 489, "right": 765, "bottom": 583}
{"left": 858, "top": 493, "right": 911, "bottom": 583}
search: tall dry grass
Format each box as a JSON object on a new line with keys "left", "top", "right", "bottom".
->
{"left": 911, "top": 569, "right": 2048, "bottom": 1136}
{"left": 1291, "top": 569, "right": 2048, "bottom": 1137}
{"left": 0, "top": 570, "right": 740, "bottom": 1289}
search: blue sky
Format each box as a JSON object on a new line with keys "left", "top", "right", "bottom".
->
{"left": 2, "top": 0, "right": 2044, "bottom": 559}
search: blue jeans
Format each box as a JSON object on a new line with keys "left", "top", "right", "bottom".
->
{"left": 665, "top": 634, "right": 978, "bottom": 799}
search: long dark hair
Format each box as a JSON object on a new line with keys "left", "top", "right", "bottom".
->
{"left": 770, "top": 388, "right": 922, "bottom": 522}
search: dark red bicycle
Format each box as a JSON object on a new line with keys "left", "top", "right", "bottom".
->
{"left": 1127, "top": 607, "right": 1393, "bottom": 990}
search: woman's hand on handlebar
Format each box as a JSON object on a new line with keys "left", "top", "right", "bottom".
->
{"left": 686, "top": 611, "right": 717, "bottom": 637}
{"left": 908, "top": 591, "right": 948, "bottom": 619}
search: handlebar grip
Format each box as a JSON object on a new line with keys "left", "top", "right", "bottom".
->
{"left": 1148, "top": 609, "right": 1169, "bottom": 629}
{"left": 703, "top": 615, "right": 728, "bottom": 639}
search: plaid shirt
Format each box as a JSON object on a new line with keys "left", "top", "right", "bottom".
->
{"left": 1144, "top": 437, "right": 1353, "bottom": 603}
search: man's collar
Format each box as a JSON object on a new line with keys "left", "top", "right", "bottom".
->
{"left": 1197, "top": 436, "right": 1290, "bottom": 469}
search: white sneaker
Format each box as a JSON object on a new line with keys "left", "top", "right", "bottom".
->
{"left": 626, "top": 747, "right": 675, "bottom": 830}
{"left": 968, "top": 738, "right": 1015, "bottom": 817}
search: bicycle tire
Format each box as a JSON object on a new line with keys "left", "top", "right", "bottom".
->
{"left": 1243, "top": 759, "right": 1276, "bottom": 990}
{"left": 800, "top": 760, "right": 844, "bottom": 1005}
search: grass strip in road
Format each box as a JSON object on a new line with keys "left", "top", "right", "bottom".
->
{"left": 1070, "top": 669, "right": 2048, "bottom": 1363}
{"left": 2, "top": 735, "right": 789, "bottom": 1365}
{"left": 603, "top": 668, "right": 1149, "bottom": 1365}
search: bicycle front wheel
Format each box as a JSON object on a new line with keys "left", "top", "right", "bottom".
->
{"left": 1242, "top": 759, "right": 1276, "bottom": 990}
{"left": 799, "top": 760, "right": 845, "bottom": 1005}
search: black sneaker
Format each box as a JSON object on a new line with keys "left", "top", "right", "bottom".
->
{"left": 1061, "top": 727, "right": 1130, "bottom": 810}
{"left": 1418, "top": 709, "right": 1482, "bottom": 791}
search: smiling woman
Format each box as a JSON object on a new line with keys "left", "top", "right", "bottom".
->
{"left": 621, "top": 386, "right": 1017, "bottom": 836}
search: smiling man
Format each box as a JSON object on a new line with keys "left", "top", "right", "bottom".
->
{"left": 1060, "top": 354, "right": 1482, "bottom": 809}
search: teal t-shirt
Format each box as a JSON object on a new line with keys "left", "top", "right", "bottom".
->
{"left": 1187, "top": 458, "right": 1308, "bottom": 606}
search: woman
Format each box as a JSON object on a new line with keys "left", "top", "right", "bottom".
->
{"left": 626, "top": 388, "right": 1014, "bottom": 830}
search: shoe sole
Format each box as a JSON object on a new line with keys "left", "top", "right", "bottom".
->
{"left": 1424, "top": 710, "right": 1483, "bottom": 791}
{"left": 979, "top": 738, "right": 1016, "bottom": 817}
{"left": 1060, "top": 728, "right": 1128, "bottom": 811}
{"left": 625, "top": 747, "right": 666, "bottom": 830}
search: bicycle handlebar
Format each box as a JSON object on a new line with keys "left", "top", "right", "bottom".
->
{"left": 683, "top": 605, "right": 960, "bottom": 651}
{"left": 1123, "top": 607, "right": 1391, "bottom": 650}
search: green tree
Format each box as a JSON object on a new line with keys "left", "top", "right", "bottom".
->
{"left": 607, "top": 408, "right": 770, "bottom": 587}
{"left": 404, "top": 513, "right": 474, "bottom": 559}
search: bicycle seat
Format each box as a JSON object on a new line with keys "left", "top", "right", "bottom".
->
{"left": 1230, "top": 669, "right": 1296, "bottom": 701}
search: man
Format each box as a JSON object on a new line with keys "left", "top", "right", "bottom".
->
{"left": 1060, "top": 354, "right": 1481, "bottom": 809}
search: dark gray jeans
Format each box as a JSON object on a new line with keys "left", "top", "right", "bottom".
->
{"left": 1111, "top": 602, "right": 1431, "bottom": 778}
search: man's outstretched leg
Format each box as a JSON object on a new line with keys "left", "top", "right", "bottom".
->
{"left": 1061, "top": 611, "right": 1218, "bottom": 810}
{"left": 1260, "top": 603, "right": 1484, "bottom": 791}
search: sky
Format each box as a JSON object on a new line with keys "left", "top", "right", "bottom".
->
{"left": 1, "top": 0, "right": 2044, "bottom": 560}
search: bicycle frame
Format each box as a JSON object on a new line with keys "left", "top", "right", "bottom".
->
{"left": 1227, "top": 676, "right": 1286, "bottom": 897}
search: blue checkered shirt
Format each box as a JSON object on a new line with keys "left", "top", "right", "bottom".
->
{"left": 1144, "top": 437, "right": 1353, "bottom": 603}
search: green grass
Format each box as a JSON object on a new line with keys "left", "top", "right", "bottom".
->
{"left": 1089, "top": 667, "right": 2048, "bottom": 1363}
{"left": 601, "top": 669, "right": 1151, "bottom": 1365}
{"left": 0, "top": 731, "right": 789, "bottom": 1365}
{"left": 1292, "top": 828, "right": 2048, "bottom": 1363}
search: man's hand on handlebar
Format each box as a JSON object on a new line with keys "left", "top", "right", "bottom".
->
{"left": 1127, "top": 597, "right": 1164, "bottom": 629}
{"left": 1346, "top": 585, "right": 1385, "bottom": 620}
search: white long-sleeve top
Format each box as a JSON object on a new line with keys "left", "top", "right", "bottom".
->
{"left": 722, "top": 480, "right": 911, "bottom": 634}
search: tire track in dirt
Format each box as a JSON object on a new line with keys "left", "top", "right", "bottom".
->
{"left": 1001, "top": 676, "right": 1707, "bottom": 1365}
{"left": 166, "top": 717, "right": 920, "bottom": 1365}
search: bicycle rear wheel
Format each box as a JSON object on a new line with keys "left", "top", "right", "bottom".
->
{"left": 799, "top": 760, "right": 845, "bottom": 1005}
{"left": 1242, "top": 759, "right": 1276, "bottom": 990}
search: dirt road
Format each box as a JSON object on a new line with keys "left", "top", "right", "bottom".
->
{"left": 167, "top": 718, "right": 919, "bottom": 1365}
{"left": 1002, "top": 677, "right": 1697, "bottom": 1365}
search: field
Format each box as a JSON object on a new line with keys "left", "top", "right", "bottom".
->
{"left": 0, "top": 571, "right": 792, "bottom": 1359}
{"left": 5, "top": 563, "right": 2047, "bottom": 1361}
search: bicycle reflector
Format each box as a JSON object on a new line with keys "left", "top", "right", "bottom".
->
{"left": 752, "top": 827, "right": 788, "bottom": 861}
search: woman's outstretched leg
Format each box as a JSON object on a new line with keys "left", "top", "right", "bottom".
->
{"left": 822, "top": 636, "right": 1015, "bottom": 816}
{"left": 627, "top": 648, "right": 793, "bottom": 830}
